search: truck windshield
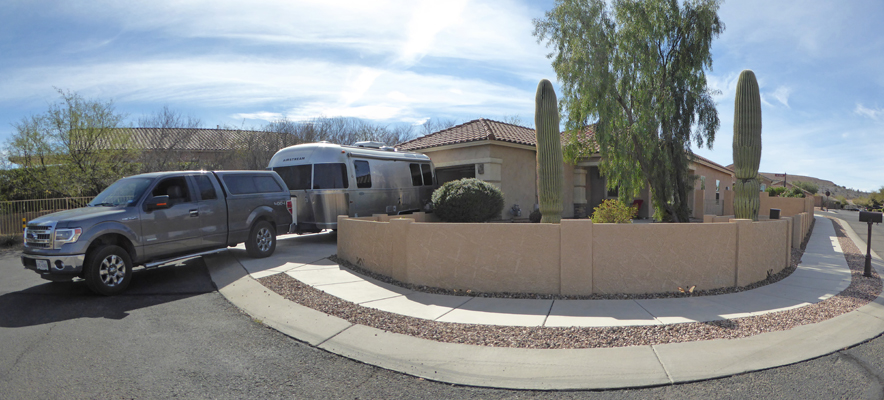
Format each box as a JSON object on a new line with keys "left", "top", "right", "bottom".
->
{"left": 88, "top": 178, "right": 153, "bottom": 207}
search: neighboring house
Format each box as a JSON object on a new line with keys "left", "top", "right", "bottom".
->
{"left": 396, "top": 118, "right": 736, "bottom": 221}
{"left": 124, "top": 127, "right": 297, "bottom": 171}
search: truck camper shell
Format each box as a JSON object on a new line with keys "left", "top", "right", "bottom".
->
{"left": 267, "top": 141, "right": 436, "bottom": 233}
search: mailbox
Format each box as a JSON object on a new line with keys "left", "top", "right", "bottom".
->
{"left": 769, "top": 208, "right": 781, "bottom": 220}
{"left": 860, "top": 211, "right": 883, "bottom": 223}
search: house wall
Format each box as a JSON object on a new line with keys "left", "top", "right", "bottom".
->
{"left": 489, "top": 145, "right": 538, "bottom": 219}
{"left": 337, "top": 215, "right": 804, "bottom": 296}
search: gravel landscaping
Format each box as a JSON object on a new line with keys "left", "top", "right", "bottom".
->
{"left": 258, "top": 218, "right": 881, "bottom": 349}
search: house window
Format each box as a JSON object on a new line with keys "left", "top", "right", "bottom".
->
{"left": 715, "top": 179, "right": 720, "bottom": 193}
{"left": 700, "top": 176, "right": 706, "bottom": 190}
{"left": 607, "top": 186, "right": 618, "bottom": 198}
{"left": 354, "top": 160, "right": 372, "bottom": 188}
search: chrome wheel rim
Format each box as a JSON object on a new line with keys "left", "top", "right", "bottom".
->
{"left": 99, "top": 254, "right": 126, "bottom": 287}
{"left": 256, "top": 227, "right": 272, "bottom": 252}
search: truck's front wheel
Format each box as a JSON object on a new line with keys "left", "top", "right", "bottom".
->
{"left": 246, "top": 220, "right": 276, "bottom": 258}
{"left": 84, "top": 245, "right": 132, "bottom": 296}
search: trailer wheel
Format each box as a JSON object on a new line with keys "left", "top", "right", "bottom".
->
{"left": 246, "top": 220, "right": 276, "bottom": 258}
{"left": 84, "top": 245, "right": 132, "bottom": 296}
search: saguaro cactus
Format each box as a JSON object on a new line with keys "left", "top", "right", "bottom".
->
{"left": 732, "top": 70, "right": 762, "bottom": 220}
{"left": 535, "top": 79, "right": 563, "bottom": 223}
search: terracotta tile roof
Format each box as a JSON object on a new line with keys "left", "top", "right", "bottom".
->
{"left": 396, "top": 119, "right": 537, "bottom": 151}
{"left": 396, "top": 118, "right": 600, "bottom": 152}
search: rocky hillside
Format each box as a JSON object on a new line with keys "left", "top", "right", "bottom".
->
{"left": 759, "top": 173, "right": 869, "bottom": 199}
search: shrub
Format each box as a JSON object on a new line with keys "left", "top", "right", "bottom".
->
{"left": 591, "top": 199, "right": 637, "bottom": 223}
{"left": 431, "top": 178, "right": 505, "bottom": 222}
{"left": 528, "top": 209, "right": 542, "bottom": 223}
{"left": 766, "top": 186, "right": 786, "bottom": 197}
{"left": 783, "top": 187, "right": 806, "bottom": 198}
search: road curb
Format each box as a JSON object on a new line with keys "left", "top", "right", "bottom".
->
{"left": 206, "top": 217, "right": 884, "bottom": 390}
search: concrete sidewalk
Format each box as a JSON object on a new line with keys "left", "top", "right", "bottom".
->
{"left": 204, "top": 215, "right": 884, "bottom": 390}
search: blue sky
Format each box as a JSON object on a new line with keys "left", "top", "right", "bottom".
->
{"left": 1, "top": 0, "right": 882, "bottom": 192}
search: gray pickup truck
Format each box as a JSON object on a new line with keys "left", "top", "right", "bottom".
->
{"left": 21, "top": 170, "right": 293, "bottom": 295}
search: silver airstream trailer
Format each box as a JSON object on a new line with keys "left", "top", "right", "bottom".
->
{"left": 267, "top": 141, "right": 436, "bottom": 233}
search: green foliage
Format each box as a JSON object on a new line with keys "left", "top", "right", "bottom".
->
{"left": 791, "top": 181, "right": 818, "bottom": 195}
{"left": 535, "top": 79, "right": 564, "bottom": 224}
{"left": 783, "top": 187, "right": 806, "bottom": 198}
{"left": 431, "top": 178, "right": 505, "bottom": 223}
{"left": 534, "top": 0, "right": 724, "bottom": 223}
{"left": 766, "top": 186, "right": 786, "bottom": 197}
{"left": 4, "top": 89, "right": 139, "bottom": 197}
{"left": 591, "top": 199, "right": 637, "bottom": 223}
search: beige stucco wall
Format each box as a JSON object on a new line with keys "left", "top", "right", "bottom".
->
{"left": 489, "top": 144, "right": 539, "bottom": 220}
{"left": 759, "top": 196, "right": 813, "bottom": 218}
{"left": 337, "top": 215, "right": 798, "bottom": 296}
{"left": 694, "top": 163, "right": 735, "bottom": 202}
{"left": 735, "top": 219, "right": 790, "bottom": 286}
{"left": 404, "top": 221, "right": 562, "bottom": 293}
{"left": 593, "top": 223, "right": 737, "bottom": 294}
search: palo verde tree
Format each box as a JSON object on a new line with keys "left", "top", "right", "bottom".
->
{"left": 4, "top": 89, "right": 139, "bottom": 197}
{"left": 534, "top": 0, "right": 724, "bottom": 222}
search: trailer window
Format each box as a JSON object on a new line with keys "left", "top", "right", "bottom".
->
{"left": 409, "top": 164, "right": 423, "bottom": 186}
{"left": 224, "top": 175, "right": 283, "bottom": 194}
{"left": 273, "top": 165, "right": 312, "bottom": 190}
{"left": 421, "top": 164, "right": 433, "bottom": 186}
{"left": 354, "top": 160, "right": 371, "bottom": 188}
{"left": 314, "top": 163, "right": 348, "bottom": 189}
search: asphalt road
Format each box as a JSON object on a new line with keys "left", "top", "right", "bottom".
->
{"left": 2, "top": 222, "right": 884, "bottom": 399}
{"left": 832, "top": 210, "right": 884, "bottom": 260}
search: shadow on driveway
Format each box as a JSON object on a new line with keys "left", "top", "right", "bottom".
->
{"left": 0, "top": 258, "right": 215, "bottom": 328}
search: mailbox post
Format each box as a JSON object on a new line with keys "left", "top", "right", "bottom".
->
{"left": 859, "top": 211, "right": 883, "bottom": 277}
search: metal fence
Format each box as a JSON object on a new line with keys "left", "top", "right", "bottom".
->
{"left": 0, "top": 197, "right": 92, "bottom": 236}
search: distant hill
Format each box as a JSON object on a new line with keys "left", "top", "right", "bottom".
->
{"left": 759, "top": 172, "right": 869, "bottom": 199}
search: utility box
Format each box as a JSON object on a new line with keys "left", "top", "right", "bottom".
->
{"left": 860, "top": 211, "right": 883, "bottom": 223}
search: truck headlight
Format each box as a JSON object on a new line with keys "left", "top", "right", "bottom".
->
{"left": 54, "top": 228, "right": 82, "bottom": 245}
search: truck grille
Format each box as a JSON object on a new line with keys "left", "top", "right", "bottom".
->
{"left": 25, "top": 224, "right": 55, "bottom": 249}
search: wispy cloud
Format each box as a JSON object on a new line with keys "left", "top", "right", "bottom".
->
{"left": 854, "top": 103, "right": 884, "bottom": 120}
{"left": 770, "top": 86, "right": 792, "bottom": 108}
{"left": 230, "top": 111, "right": 283, "bottom": 122}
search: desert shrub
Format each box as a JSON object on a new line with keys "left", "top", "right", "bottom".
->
{"left": 528, "top": 209, "right": 542, "bottom": 223}
{"left": 0, "top": 234, "right": 22, "bottom": 248}
{"left": 792, "top": 181, "right": 818, "bottom": 195}
{"left": 783, "top": 187, "right": 806, "bottom": 198}
{"left": 766, "top": 187, "right": 786, "bottom": 197}
{"left": 591, "top": 199, "right": 637, "bottom": 223}
{"left": 431, "top": 178, "right": 505, "bottom": 222}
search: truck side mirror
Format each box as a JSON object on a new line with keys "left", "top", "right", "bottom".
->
{"left": 144, "top": 195, "right": 171, "bottom": 211}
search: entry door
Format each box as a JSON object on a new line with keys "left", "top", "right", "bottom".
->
{"left": 139, "top": 175, "right": 203, "bottom": 257}
{"left": 190, "top": 174, "right": 227, "bottom": 248}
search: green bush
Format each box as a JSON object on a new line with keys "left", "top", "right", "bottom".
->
{"left": 766, "top": 187, "right": 786, "bottom": 197}
{"left": 591, "top": 199, "right": 637, "bottom": 223}
{"left": 783, "top": 187, "right": 806, "bottom": 198}
{"left": 431, "top": 178, "right": 505, "bottom": 222}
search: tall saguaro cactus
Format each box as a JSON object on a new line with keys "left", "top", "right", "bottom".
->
{"left": 535, "top": 79, "right": 564, "bottom": 223}
{"left": 733, "top": 70, "right": 762, "bottom": 220}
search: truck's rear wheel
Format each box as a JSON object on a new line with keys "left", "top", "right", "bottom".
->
{"left": 246, "top": 221, "right": 276, "bottom": 258}
{"left": 84, "top": 245, "right": 132, "bottom": 296}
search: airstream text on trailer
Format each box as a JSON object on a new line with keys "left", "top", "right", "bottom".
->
{"left": 268, "top": 141, "right": 436, "bottom": 233}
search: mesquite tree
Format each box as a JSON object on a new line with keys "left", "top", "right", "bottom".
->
{"left": 534, "top": 0, "right": 723, "bottom": 222}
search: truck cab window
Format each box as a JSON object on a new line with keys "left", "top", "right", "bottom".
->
{"left": 314, "top": 163, "right": 349, "bottom": 189}
{"left": 421, "top": 164, "right": 433, "bottom": 186}
{"left": 193, "top": 174, "right": 217, "bottom": 200}
{"left": 409, "top": 164, "right": 423, "bottom": 186}
{"left": 224, "top": 175, "right": 284, "bottom": 194}
{"left": 273, "top": 165, "right": 312, "bottom": 190}
{"left": 354, "top": 160, "right": 371, "bottom": 188}
{"left": 152, "top": 177, "right": 192, "bottom": 204}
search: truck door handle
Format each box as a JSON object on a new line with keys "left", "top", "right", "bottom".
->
{"left": 190, "top": 209, "right": 199, "bottom": 217}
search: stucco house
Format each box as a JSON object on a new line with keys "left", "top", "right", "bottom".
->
{"left": 396, "top": 118, "right": 735, "bottom": 221}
